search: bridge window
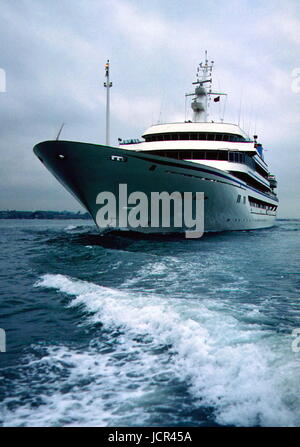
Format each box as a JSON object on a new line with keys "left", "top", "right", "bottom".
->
{"left": 179, "top": 133, "right": 188, "bottom": 140}
{"left": 143, "top": 132, "right": 249, "bottom": 142}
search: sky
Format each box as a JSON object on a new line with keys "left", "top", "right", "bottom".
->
{"left": 0, "top": 0, "right": 299, "bottom": 217}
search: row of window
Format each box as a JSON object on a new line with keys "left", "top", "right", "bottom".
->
{"left": 248, "top": 196, "right": 277, "bottom": 211}
{"left": 229, "top": 152, "right": 256, "bottom": 170}
{"left": 228, "top": 153, "right": 268, "bottom": 178}
{"left": 143, "top": 150, "right": 270, "bottom": 181}
{"left": 143, "top": 132, "right": 248, "bottom": 143}
{"left": 144, "top": 149, "right": 262, "bottom": 173}
{"left": 231, "top": 171, "right": 270, "bottom": 193}
{"left": 144, "top": 149, "right": 227, "bottom": 161}
{"left": 145, "top": 149, "right": 251, "bottom": 161}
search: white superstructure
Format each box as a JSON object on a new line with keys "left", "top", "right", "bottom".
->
{"left": 117, "top": 52, "right": 278, "bottom": 231}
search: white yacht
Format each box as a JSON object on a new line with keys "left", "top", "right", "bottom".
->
{"left": 33, "top": 54, "right": 278, "bottom": 234}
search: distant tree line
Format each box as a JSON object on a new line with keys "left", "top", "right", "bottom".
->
{"left": 0, "top": 210, "right": 92, "bottom": 219}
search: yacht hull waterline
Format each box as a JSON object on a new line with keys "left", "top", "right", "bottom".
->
{"left": 33, "top": 139, "right": 278, "bottom": 234}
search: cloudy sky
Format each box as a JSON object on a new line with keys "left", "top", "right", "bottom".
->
{"left": 0, "top": 0, "right": 299, "bottom": 216}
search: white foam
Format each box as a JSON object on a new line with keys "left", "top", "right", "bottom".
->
{"left": 64, "top": 224, "right": 93, "bottom": 232}
{"left": 0, "top": 345, "right": 158, "bottom": 426}
{"left": 64, "top": 225, "right": 78, "bottom": 231}
{"left": 3, "top": 273, "right": 299, "bottom": 427}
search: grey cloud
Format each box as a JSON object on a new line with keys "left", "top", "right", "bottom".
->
{"left": 0, "top": 0, "right": 299, "bottom": 216}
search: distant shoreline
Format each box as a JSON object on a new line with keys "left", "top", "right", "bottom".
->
{"left": 0, "top": 210, "right": 92, "bottom": 220}
{"left": 0, "top": 211, "right": 298, "bottom": 221}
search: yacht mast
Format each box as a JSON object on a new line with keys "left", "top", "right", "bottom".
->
{"left": 186, "top": 52, "right": 227, "bottom": 123}
{"left": 191, "top": 51, "right": 214, "bottom": 123}
{"left": 104, "top": 60, "right": 112, "bottom": 146}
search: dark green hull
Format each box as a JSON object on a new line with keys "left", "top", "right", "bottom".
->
{"left": 33, "top": 140, "right": 277, "bottom": 233}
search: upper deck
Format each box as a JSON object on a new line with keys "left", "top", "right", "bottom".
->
{"left": 142, "top": 122, "right": 250, "bottom": 140}
{"left": 120, "top": 121, "right": 258, "bottom": 154}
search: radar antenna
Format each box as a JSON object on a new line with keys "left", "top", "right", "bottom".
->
{"left": 185, "top": 52, "right": 227, "bottom": 122}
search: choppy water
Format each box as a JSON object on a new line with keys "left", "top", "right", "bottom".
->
{"left": 0, "top": 219, "right": 300, "bottom": 427}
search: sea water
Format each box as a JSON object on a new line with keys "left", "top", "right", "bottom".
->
{"left": 0, "top": 219, "right": 300, "bottom": 427}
